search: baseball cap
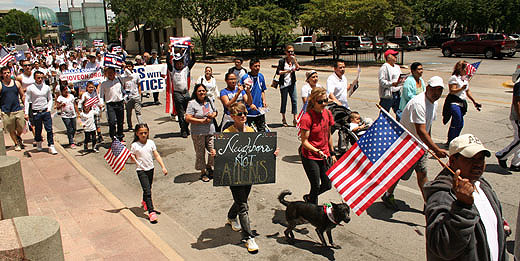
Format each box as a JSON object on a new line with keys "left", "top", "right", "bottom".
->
{"left": 427, "top": 76, "right": 445, "bottom": 89}
{"left": 449, "top": 134, "right": 491, "bottom": 158}
{"left": 384, "top": 49, "right": 398, "bottom": 58}
{"left": 306, "top": 70, "right": 317, "bottom": 81}
{"left": 135, "top": 55, "right": 142, "bottom": 60}
{"left": 151, "top": 49, "right": 157, "bottom": 54}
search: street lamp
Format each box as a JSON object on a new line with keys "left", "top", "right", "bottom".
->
{"left": 35, "top": 7, "right": 43, "bottom": 43}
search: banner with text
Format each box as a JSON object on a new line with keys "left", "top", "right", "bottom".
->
{"left": 133, "top": 64, "right": 167, "bottom": 93}
{"left": 61, "top": 68, "right": 104, "bottom": 91}
{"left": 213, "top": 132, "right": 277, "bottom": 186}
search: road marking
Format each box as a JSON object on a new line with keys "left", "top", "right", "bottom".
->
{"left": 55, "top": 143, "right": 184, "bottom": 261}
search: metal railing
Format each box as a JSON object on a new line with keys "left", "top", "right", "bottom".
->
{"left": 338, "top": 47, "right": 405, "bottom": 65}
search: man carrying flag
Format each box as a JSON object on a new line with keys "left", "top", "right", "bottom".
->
{"left": 381, "top": 76, "right": 448, "bottom": 210}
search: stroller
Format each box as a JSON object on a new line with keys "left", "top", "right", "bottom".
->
{"left": 328, "top": 104, "right": 359, "bottom": 158}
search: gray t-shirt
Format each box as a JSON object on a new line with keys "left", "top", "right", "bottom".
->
{"left": 186, "top": 99, "right": 216, "bottom": 135}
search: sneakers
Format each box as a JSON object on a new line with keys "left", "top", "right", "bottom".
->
{"left": 381, "top": 192, "right": 399, "bottom": 211}
{"left": 510, "top": 165, "right": 520, "bottom": 172}
{"left": 14, "top": 145, "right": 22, "bottom": 151}
{"left": 93, "top": 147, "right": 99, "bottom": 153}
{"left": 245, "top": 237, "right": 259, "bottom": 253}
{"left": 497, "top": 156, "right": 508, "bottom": 169}
{"left": 142, "top": 200, "right": 148, "bottom": 211}
{"left": 49, "top": 145, "right": 58, "bottom": 155}
{"left": 70, "top": 144, "right": 77, "bottom": 149}
{"left": 16, "top": 135, "right": 24, "bottom": 149}
{"left": 227, "top": 218, "right": 241, "bottom": 232}
{"left": 149, "top": 211, "right": 158, "bottom": 223}
{"left": 36, "top": 141, "right": 43, "bottom": 151}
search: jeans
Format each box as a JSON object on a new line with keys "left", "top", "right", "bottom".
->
{"left": 301, "top": 155, "right": 331, "bottom": 204}
{"left": 84, "top": 131, "right": 97, "bottom": 150}
{"left": 246, "top": 115, "right": 266, "bottom": 132}
{"left": 106, "top": 101, "right": 124, "bottom": 141}
{"left": 125, "top": 97, "right": 143, "bottom": 128}
{"left": 61, "top": 117, "right": 76, "bottom": 145}
{"left": 447, "top": 104, "right": 464, "bottom": 143}
{"left": 280, "top": 83, "right": 297, "bottom": 114}
{"left": 33, "top": 111, "right": 54, "bottom": 146}
{"left": 173, "top": 91, "right": 190, "bottom": 135}
{"left": 137, "top": 169, "right": 155, "bottom": 213}
{"left": 379, "top": 91, "right": 401, "bottom": 121}
{"left": 228, "top": 185, "right": 254, "bottom": 239}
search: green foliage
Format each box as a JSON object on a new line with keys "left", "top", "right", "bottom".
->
{"left": 348, "top": 0, "right": 394, "bottom": 36}
{"left": 191, "top": 33, "right": 254, "bottom": 54}
{"left": 0, "top": 9, "right": 40, "bottom": 42}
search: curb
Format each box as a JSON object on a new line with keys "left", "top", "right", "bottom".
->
{"left": 54, "top": 143, "right": 183, "bottom": 261}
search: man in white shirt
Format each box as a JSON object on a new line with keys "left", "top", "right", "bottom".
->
{"left": 99, "top": 66, "right": 132, "bottom": 141}
{"left": 24, "top": 71, "right": 57, "bottom": 154}
{"left": 378, "top": 49, "right": 403, "bottom": 120}
{"left": 123, "top": 61, "right": 143, "bottom": 130}
{"left": 326, "top": 60, "right": 354, "bottom": 109}
{"left": 84, "top": 54, "right": 100, "bottom": 70}
{"left": 381, "top": 76, "right": 448, "bottom": 210}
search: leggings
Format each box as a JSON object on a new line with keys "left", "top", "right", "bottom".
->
{"left": 137, "top": 169, "right": 155, "bottom": 213}
{"left": 301, "top": 156, "right": 331, "bottom": 204}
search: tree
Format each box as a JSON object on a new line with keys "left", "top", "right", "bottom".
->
{"left": 181, "top": 0, "right": 236, "bottom": 58}
{"left": 108, "top": 0, "right": 147, "bottom": 53}
{"left": 232, "top": 4, "right": 296, "bottom": 53}
{"left": 0, "top": 9, "right": 39, "bottom": 42}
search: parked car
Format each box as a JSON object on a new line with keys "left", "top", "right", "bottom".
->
{"left": 292, "top": 36, "right": 333, "bottom": 55}
{"left": 372, "top": 36, "right": 399, "bottom": 50}
{"left": 441, "top": 33, "right": 516, "bottom": 58}
{"left": 426, "top": 34, "right": 454, "bottom": 48}
{"left": 337, "top": 35, "right": 373, "bottom": 54}
{"left": 387, "top": 36, "right": 418, "bottom": 50}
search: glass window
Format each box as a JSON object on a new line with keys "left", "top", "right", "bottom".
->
{"left": 303, "top": 36, "right": 312, "bottom": 42}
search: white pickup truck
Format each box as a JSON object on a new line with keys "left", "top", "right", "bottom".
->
{"left": 292, "top": 36, "right": 333, "bottom": 55}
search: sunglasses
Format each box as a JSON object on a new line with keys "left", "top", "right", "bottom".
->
{"left": 232, "top": 112, "right": 247, "bottom": 117}
{"left": 197, "top": 89, "right": 207, "bottom": 93}
{"left": 287, "top": 50, "right": 294, "bottom": 54}
{"left": 23, "top": 64, "right": 32, "bottom": 67}
{"left": 317, "top": 98, "right": 328, "bottom": 105}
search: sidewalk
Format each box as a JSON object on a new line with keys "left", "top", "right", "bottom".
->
{"left": 3, "top": 132, "right": 169, "bottom": 260}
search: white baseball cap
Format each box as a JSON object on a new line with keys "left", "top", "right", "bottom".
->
{"left": 427, "top": 76, "right": 445, "bottom": 89}
{"left": 449, "top": 134, "right": 491, "bottom": 158}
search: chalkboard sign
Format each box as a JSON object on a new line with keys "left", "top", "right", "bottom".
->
{"left": 213, "top": 132, "right": 277, "bottom": 186}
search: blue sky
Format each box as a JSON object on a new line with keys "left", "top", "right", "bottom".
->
{"left": 2, "top": 0, "right": 109, "bottom": 12}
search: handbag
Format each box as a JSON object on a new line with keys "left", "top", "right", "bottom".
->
{"left": 208, "top": 100, "right": 221, "bottom": 132}
{"left": 271, "top": 74, "right": 279, "bottom": 89}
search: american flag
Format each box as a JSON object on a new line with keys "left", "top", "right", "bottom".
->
{"left": 104, "top": 138, "right": 131, "bottom": 175}
{"left": 466, "top": 61, "right": 481, "bottom": 78}
{"left": 0, "top": 46, "right": 15, "bottom": 66}
{"left": 103, "top": 53, "right": 123, "bottom": 68}
{"left": 326, "top": 109, "right": 426, "bottom": 215}
{"left": 84, "top": 95, "right": 99, "bottom": 108}
{"left": 296, "top": 101, "right": 308, "bottom": 136}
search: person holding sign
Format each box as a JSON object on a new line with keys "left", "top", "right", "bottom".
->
{"left": 378, "top": 49, "right": 403, "bottom": 120}
{"left": 299, "top": 87, "right": 336, "bottom": 204}
{"left": 185, "top": 84, "right": 218, "bottom": 182}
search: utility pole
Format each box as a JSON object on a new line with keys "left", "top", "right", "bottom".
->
{"left": 35, "top": 7, "right": 43, "bottom": 43}
{"left": 103, "top": 0, "right": 110, "bottom": 43}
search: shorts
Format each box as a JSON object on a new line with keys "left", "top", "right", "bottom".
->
{"left": 1, "top": 110, "right": 25, "bottom": 133}
{"left": 400, "top": 153, "right": 428, "bottom": 180}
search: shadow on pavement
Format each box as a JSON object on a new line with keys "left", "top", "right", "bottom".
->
{"left": 154, "top": 132, "right": 183, "bottom": 139}
{"left": 506, "top": 240, "right": 515, "bottom": 255}
{"left": 154, "top": 116, "right": 172, "bottom": 125}
{"left": 267, "top": 232, "right": 336, "bottom": 260}
{"left": 104, "top": 206, "right": 148, "bottom": 220}
{"left": 267, "top": 123, "right": 285, "bottom": 129}
{"left": 281, "top": 155, "right": 302, "bottom": 164}
{"left": 366, "top": 201, "right": 425, "bottom": 233}
{"left": 485, "top": 164, "right": 512, "bottom": 175}
{"left": 271, "top": 208, "right": 309, "bottom": 235}
{"left": 191, "top": 226, "right": 244, "bottom": 250}
{"left": 174, "top": 172, "right": 201, "bottom": 184}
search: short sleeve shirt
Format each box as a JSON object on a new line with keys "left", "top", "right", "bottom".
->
{"left": 299, "top": 109, "right": 335, "bottom": 160}
{"left": 448, "top": 75, "right": 468, "bottom": 101}
{"left": 57, "top": 95, "right": 76, "bottom": 118}
{"left": 220, "top": 87, "right": 246, "bottom": 115}
{"left": 186, "top": 99, "right": 216, "bottom": 135}
{"left": 301, "top": 83, "right": 322, "bottom": 99}
{"left": 131, "top": 139, "right": 157, "bottom": 171}
{"left": 240, "top": 73, "right": 267, "bottom": 116}
{"left": 326, "top": 73, "right": 349, "bottom": 108}
{"left": 399, "top": 92, "right": 437, "bottom": 138}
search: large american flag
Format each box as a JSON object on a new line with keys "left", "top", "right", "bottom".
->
{"left": 326, "top": 109, "right": 427, "bottom": 215}
{"left": 466, "top": 61, "right": 481, "bottom": 78}
{"left": 104, "top": 139, "right": 131, "bottom": 175}
{"left": 0, "top": 46, "right": 15, "bottom": 66}
{"left": 296, "top": 101, "right": 308, "bottom": 136}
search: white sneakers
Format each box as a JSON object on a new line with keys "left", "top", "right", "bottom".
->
{"left": 227, "top": 218, "right": 242, "bottom": 232}
{"left": 245, "top": 237, "right": 259, "bottom": 253}
{"left": 49, "top": 145, "right": 58, "bottom": 155}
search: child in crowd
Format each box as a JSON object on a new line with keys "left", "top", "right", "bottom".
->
{"left": 79, "top": 81, "right": 104, "bottom": 143}
{"left": 348, "top": 111, "right": 372, "bottom": 137}
{"left": 130, "top": 123, "right": 168, "bottom": 223}
{"left": 80, "top": 102, "right": 99, "bottom": 152}
{"left": 56, "top": 86, "right": 79, "bottom": 148}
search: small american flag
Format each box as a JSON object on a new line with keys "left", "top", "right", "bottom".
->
{"left": 103, "top": 53, "right": 123, "bottom": 68}
{"left": 0, "top": 46, "right": 15, "bottom": 66}
{"left": 104, "top": 139, "right": 131, "bottom": 175}
{"left": 326, "top": 109, "right": 426, "bottom": 215}
{"left": 296, "top": 101, "right": 308, "bottom": 136}
{"left": 84, "top": 95, "right": 99, "bottom": 108}
{"left": 466, "top": 61, "right": 481, "bottom": 78}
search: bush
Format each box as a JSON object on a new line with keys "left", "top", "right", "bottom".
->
{"left": 191, "top": 33, "right": 255, "bottom": 55}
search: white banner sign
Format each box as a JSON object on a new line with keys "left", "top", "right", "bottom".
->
{"left": 61, "top": 68, "right": 104, "bottom": 84}
{"left": 133, "top": 64, "right": 167, "bottom": 93}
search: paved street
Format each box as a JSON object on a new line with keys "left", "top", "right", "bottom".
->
{"left": 48, "top": 55, "right": 518, "bottom": 260}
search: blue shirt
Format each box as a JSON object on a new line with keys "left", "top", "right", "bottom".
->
{"left": 400, "top": 75, "right": 425, "bottom": 111}
{"left": 240, "top": 73, "right": 266, "bottom": 116}
{"left": 0, "top": 81, "right": 22, "bottom": 113}
{"left": 219, "top": 87, "right": 246, "bottom": 115}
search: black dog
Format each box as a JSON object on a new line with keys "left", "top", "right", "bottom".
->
{"left": 278, "top": 190, "right": 350, "bottom": 249}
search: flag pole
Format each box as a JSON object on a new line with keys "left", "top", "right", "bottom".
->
{"left": 375, "top": 104, "right": 457, "bottom": 175}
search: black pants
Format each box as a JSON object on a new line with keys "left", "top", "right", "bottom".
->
{"left": 173, "top": 91, "right": 190, "bottom": 135}
{"left": 228, "top": 185, "right": 254, "bottom": 239}
{"left": 137, "top": 169, "right": 155, "bottom": 213}
{"left": 106, "top": 101, "right": 124, "bottom": 141}
{"left": 246, "top": 115, "right": 266, "bottom": 132}
{"left": 84, "top": 131, "right": 96, "bottom": 150}
{"left": 153, "top": 92, "right": 159, "bottom": 103}
{"left": 301, "top": 156, "right": 331, "bottom": 204}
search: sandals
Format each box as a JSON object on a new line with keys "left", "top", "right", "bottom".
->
{"left": 200, "top": 173, "right": 210, "bottom": 182}
{"left": 282, "top": 119, "right": 289, "bottom": 127}
{"left": 303, "top": 194, "right": 311, "bottom": 203}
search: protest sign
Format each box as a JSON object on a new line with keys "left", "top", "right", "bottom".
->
{"left": 133, "top": 64, "right": 167, "bottom": 93}
{"left": 60, "top": 68, "right": 104, "bottom": 91}
{"left": 103, "top": 53, "right": 123, "bottom": 68}
{"left": 213, "top": 132, "right": 277, "bottom": 186}
{"left": 93, "top": 39, "right": 104, "bottom": 47}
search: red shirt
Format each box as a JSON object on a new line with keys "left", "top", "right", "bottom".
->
{"left": 300, "top": 108, "right": 334, "bottom": 160}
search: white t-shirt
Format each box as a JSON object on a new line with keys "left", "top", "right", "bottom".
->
{"left": 378, "top": 62, "right": 403, "bottom": 98}
{"left": 448, "top": 75, "right": 468, "bottom": 101}
{"left": 130, "top": 139, "right": 157, "bottom": 171}
{"left": 57, "top": 95, "right": 76, "bottom": 118}
{"left": 473, "top": 181, "right": 499, "bottom": 261}
{"left": 282, "top": 61, "right": 295, "bottom": 87}
{"left": 80, "top": 110, "right": 99, "bottom": 132}
{"left": 124, "top": 73, "right": 141, "bottom": 99}
{"left": 400, "top": 92, "right": 437, "bottom": 138}
{"left": 171, "top": 67, "right": 189, "bottom": 92}
{"left": 326, "top": 73, "right": 349, "bottom": 108}
{"left": 301, "top": 83, "right": 322, "bottom": 99}
{"left": 197, "top": 75, "right": 219, "bottom": 101}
